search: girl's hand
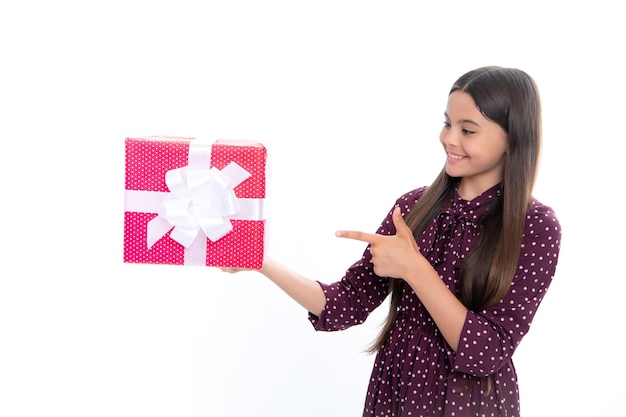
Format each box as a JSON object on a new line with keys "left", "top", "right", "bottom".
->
{"left": 335, "top": 207, "right": 423, "bottom": 279}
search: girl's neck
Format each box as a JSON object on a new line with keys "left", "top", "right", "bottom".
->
{"left": 457, "top": 179, "right": 501, "bottom": 201}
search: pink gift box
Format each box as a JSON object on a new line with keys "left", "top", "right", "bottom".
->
{"left": 124, "top": 136, "right": 267, "bottom": 269}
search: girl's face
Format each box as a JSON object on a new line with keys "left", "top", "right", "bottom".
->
{"left": 439, "top": 90, "right": 508, "bottom": 199}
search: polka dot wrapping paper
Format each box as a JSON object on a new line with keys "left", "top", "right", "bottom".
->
{"left": 123, "top": 136, "right": 267, "bottom": 269}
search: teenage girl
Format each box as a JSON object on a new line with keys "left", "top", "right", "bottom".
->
{"left": 230, "top": 66, "right": 561, "bottom": 417}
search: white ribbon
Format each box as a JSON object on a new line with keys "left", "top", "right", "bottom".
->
{"left": 146, "top": 161, "right": 252, "bottom": 248}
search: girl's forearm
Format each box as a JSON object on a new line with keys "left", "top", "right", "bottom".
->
{"left": 260, "top": 257, "right": 327, "bottom": 317}
{"left": 404, "top": 258, "right": 467, "bottom": 352}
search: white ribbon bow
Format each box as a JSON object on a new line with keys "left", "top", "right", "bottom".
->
{"left": 146, "top": 143, "right": 251, "bottom": 249}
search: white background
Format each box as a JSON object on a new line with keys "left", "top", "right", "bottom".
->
{"left": 1, "top": 1, "right": 624, "bottom": 416}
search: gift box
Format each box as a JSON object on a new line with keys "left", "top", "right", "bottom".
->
{"left": 124, "top": 136, "right": 267, "bottom": 269}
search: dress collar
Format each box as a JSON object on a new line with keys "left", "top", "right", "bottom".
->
{"left": 448, "top": 183, "right": 502, "bottom": 222}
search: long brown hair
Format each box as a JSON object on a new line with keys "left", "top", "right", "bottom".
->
{"left": 369, "top": 66, "right": 542, "bottom": 353}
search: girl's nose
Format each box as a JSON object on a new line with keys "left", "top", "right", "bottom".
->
{"left": 441, "top": 128, "right": 459, "bottom": 147}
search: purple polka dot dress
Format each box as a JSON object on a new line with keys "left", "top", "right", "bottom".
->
{"left": 309, "top": 184, "right": 561, "bottom": 417}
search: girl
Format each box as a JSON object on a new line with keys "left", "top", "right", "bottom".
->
{"left": 236, "top": 66, "right": 561, "bottom": 417}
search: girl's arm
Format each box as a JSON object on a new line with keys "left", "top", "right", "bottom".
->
{"left": 259, "top": 257, "right": 327, "bottom": 317}
{"left": 402, "top": 257, "right": 467, "bottom": 352}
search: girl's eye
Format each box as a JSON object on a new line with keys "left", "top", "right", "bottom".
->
{"left": 442, "top": 121, "right": 451, "bottom": 128}
{"left": 462, "top": 129, "right": 475, "bottom": 135}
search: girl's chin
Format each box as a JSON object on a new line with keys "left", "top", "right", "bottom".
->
{"left": 444, "top": 165, "right": 463, "bottom": 177}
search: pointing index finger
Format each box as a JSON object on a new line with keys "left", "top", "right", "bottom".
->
{"left": 335, "top": 230, "right": 380, "bottom": 244}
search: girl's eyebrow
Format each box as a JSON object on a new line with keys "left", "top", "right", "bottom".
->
{"left": 444, "top": 112, "right": 481, "bottom": 126}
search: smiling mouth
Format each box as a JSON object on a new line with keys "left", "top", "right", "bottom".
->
{"left": 447, "top": 152, "right": 466, "bottom": 160}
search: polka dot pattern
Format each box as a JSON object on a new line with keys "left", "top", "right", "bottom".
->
{"left": 125, "top": 136, "right": 191, "bottom": 192}
{"left": 124, "top": 137, "right": 267, "bottom": 269}
{"left": 206, "top": 220, "right": 264, "bottom": 269}
{"left": 211, "top": 140, "right": 266, "bottom": 199}
{"left": 309, "top": 184, "right": 562, "bottom": 417}
{"left": 124, "top": 212, "right": 185, "bottom": 265}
